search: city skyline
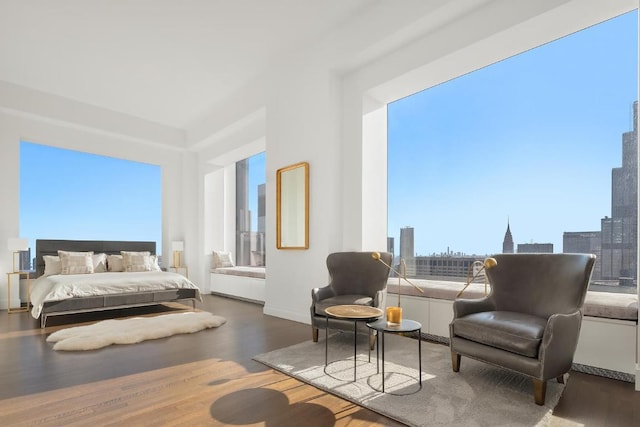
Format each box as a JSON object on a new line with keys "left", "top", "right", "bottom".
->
{"left": 387, "top": 10, "right": 638, "bottom": 257}
{"left": 388, "top": 101, "right": 638, "bottom": 259}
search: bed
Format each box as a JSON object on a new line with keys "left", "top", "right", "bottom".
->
{"left": 31, "top": 239, "right": 201, "bottom": 328}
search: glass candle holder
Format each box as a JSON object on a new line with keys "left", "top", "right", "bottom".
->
{"left": 386, "top": 306, "right": 402, "bottom": 326}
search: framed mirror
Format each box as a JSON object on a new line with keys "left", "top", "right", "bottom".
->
{"left": 276, "top": 161, "right": 309, "bottom": 249}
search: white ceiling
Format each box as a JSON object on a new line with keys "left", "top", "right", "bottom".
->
{"left": 1, "top": 0, "right": 634, "bottom": 142}
{"left": 0, "top": 0, "right": 370, "bottom": 129}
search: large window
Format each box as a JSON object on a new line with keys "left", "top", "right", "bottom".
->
{"left": 387, "top": 11, "right": 638, "bottom": 293}
{"left": 236, "top": 152, "right": 266, "bottom": 266}
{"left": 20, "top": 142, "right": 162, "bottom": 266}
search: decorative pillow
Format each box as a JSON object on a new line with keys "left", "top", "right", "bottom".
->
{"left": 150, "top": 255, "right": 161, "bottom": 271}
{"left": 121, "top": 251, "right": 152, "bottom": 272}
{"left": 251, "top": 250, "right": 265, "bottom": 267}
{"left": 107, "top": 254, "right": 124, "bottom": 272}
{"left": 43, "top": 255, "right": 62, "bottom": 276}
{"left": 92, "top": 253, "right": 108, "bottom": 273}
{"left": 58, "top": 251, "right": 94, "bottom": 275}
{"left": 213, "top": 250, "right": 234, "bottom": 268}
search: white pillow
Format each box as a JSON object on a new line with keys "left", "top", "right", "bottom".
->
{"left": 107, "top": 254, "right": 124, "bottom": 272}
{"left": 121, "top": 251, "right": 152, "bottom": 272}
{"left": 92, "top": 253, "right": 108, "bottom": 273}
{"left": 251, "top": 250, "right": 265, "bottom": 267}
{"left": 150, "top": 255, "right": 161, "bottom": 271}
{"left": 58, "top": 251, "right": 94, "bottom": 275}
{"left": 43, "top": 255, "right": 62, "bottom": 276}
{"left": 213, "top": 250, "right": 234, "bottom": 268}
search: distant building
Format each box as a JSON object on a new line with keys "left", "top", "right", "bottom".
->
{"left": 563, "top": 231, "right": 601, "bottom": 279}
{"left": 600, "top": 101, "right": 638, "bottom": 285}
{"left": 236, "top": 162, "right": 265, "bottom": 267}
{"left": 19, "top": 249, "right": 31, "bottom": 271}
{"left": 502, "top": 221, "right": 514, "bottom": 253}
{"left": 517, "top": 243, "right": 553, "bottom": 253}
{"left": 399, "top": 227, "right": 415, "bottom": 260}
{"left": 407, "top": 255, "right": 478, "bottom": 280}
{"left": 387, "top": 237, "right": 395, "bottom": 260}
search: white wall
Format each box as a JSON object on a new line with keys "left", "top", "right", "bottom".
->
{"left": 262, "top": 55, "right": 345, "bottom": 322}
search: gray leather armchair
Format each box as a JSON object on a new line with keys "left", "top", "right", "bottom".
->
{"left": 311, "top": 251, "right": 392, "bottom": 344}
{"left": 449, "top": 253, "right": 596, "bottom": 405}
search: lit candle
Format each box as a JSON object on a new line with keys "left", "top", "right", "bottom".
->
{"left": 386, "top": 306, "right": 402, "bottom": 325}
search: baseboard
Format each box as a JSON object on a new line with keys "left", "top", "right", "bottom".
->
{"left": 572, "top": 362, "right": 635, "bottom": 383}
{"left": 210, "top": 291, "right": 264, "bottom": 306}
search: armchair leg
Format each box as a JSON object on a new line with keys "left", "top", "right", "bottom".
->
{"left": 369, "top": 333, "right": 376, "bottom": 351}
{"left": 312, "top": 326, "right": 319, "bottom": 342}
{"left": 451, "top": 351, "right": 461, "bottom": 372}
{"left": 533, "top": 379, "right": 547, "bottom": 405}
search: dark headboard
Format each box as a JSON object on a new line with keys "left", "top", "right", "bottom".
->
{"left": 36, "top": 239, "right": 156, "bottom": 277}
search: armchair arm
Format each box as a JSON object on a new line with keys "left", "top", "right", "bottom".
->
{"left": 373, "top": 289, "right": 386, "bottom": 309}
{"left": 538, "top": 310, "right": 583, "bottom": 380}
{"left": 452, "top": 297, "right": 495, "bottom": 319}
{"left": 311, "top": 285, "right": 335, "bottom": 304}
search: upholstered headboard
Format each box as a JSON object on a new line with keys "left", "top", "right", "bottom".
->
{"left": 35, "top": 239, "right": 156, "bottom": 277}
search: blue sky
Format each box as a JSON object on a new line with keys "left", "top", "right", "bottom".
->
{"left": 248, "top": 151, "right": 266, "bottom": 230}
{"left": 20, "top": 142, "right": 162, "bottom": 253}
{"left": 388, "top": 10, "right": 638, "bottom": 256}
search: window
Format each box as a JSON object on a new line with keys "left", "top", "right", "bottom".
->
{"left": 387, "top": 11, "right": 638, "bottom": 293}
{"left": 235, "top": 152, "right": 266, "bottom": 266}
{"left": 20, "top": 142, "right": 162, "bottom": 266}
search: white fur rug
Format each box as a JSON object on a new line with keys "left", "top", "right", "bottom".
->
{"left": 47, "top": 311, "right": 226, "bottom": 351}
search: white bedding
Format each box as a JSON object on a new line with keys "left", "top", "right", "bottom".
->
{"left": 30, "top": 271, "right": 201, "bottom": 318}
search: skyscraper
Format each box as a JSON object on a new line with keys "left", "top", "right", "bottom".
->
{"left": 235, "top": 159, "right": 251, "bottom": 266}
{"left": 502, "top": 221, "right": 514, "bottom": 253}
{"left": 387, "top": 237, "right": 395, "bottom": 259}
{"left": 399, "top": 227, "right": 415, "bottom": 276}
{"left": 600, "top": 101, "right": 638, "bottom": 285}
{"left": 563, "top": 231, "right": 601, "bottom": 279}
{"left": 399, "top": 227, "right": 414, "bottom": 260}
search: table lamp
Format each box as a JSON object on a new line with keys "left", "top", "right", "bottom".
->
{"left": 372, "top": 251, "right": 424, "bottom": 325}
{"left": 8, "top": 238, "right": 29, "bottom": 272}
{"left": 455, "top": 257, "right": 498, "bottom": 298}
{"left": 172, "top": 241, "right": 184, "bottom": 268}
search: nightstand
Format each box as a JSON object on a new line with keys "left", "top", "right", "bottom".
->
{"left": 167, "top": 266, "right": 189, "bottom": 279}
{"left": 7, "top": 271, "right": 32, "bottom": 313}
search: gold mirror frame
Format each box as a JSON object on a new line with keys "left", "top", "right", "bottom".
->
{"left": 276, "top": 161, "right": 309, "bottom": 249}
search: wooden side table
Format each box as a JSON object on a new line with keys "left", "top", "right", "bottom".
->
{"left": 7, "top": 271, "right": 32, "bottom": 313}
{"left": 324, "top": 305, "right": 383, "bottom": 381}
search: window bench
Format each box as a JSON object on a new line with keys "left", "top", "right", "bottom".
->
{"left": 387, "top": 279, "right": 638, "bottom": 321}
{"left": 387, "top": 278, "right": 638, "bottom": 380}
{"left": 210, "top": 267, "right": 266, "bottom": 304}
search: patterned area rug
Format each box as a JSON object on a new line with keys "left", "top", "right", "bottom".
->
{"left": 254, "top": 333, "right": 568, "bottom": 427}
{"left": 47, "top": 311, "right": 226, "bottom": 351}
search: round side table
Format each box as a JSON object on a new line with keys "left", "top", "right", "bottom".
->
{"left": 366, "top": 318, "right": 422, "bottom": 393}
{"left": 324, "top": 305, "right": 383, "bottom": 381}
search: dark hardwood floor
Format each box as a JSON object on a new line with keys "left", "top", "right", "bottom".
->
{"left": 0, "top": 294, "right": 638, "bottom": 426}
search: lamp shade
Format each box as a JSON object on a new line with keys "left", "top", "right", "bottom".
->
{"left": 171, "top": 241, "right": 184, "bottom": 251}
{"left": 8, "top": 238, "right": 29, "bottom": 251}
